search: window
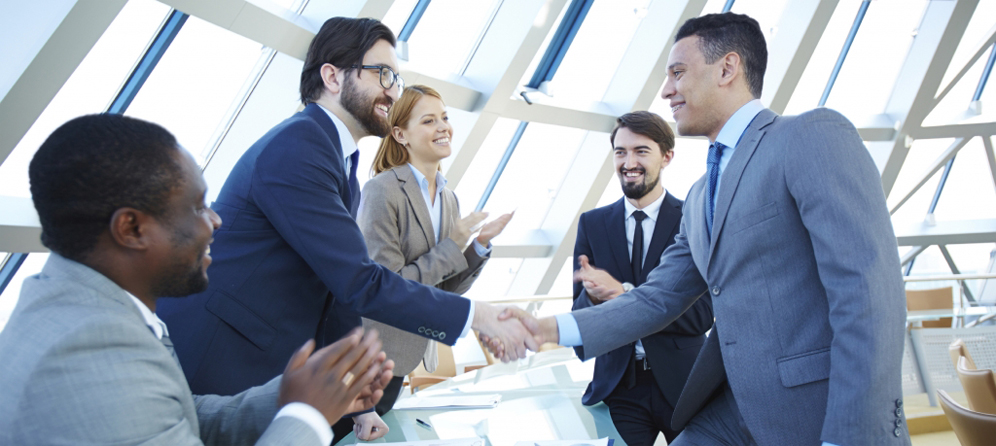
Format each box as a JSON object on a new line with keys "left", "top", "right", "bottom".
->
{"left": 0, "top": 253, "right": 49, "bottom": 333}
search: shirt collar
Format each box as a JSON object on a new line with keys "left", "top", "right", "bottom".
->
{"left": 715, "top": 99, "right": 765, "bottom": 149}
{"left": 316, "top": 104, "right": 358, "bottom": 162}
{"left": 623, "top": 188, "right": 667, "bottom": 222}
{"left": 407, "top": 163, "right": 447, "bottom": 196}
{"left": 125, "top": 292, "right": 169, "bottom": 340}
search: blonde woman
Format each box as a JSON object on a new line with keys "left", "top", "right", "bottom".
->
{"left": 354, "top": 85, "right": 513, "bottom": 429}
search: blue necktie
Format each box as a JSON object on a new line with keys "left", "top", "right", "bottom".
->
{"left": 706, "top": 142, "right": 726, "bottom": 236}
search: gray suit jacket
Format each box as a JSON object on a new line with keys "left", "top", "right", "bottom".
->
{"left": 0, "top": 254, "right": 319, "bottom": 446}
{"left": 357, "top": 165, "right": 488, "bottom": 375}
{"left": 572, "top": 108, "right": 910, "bottom": 446}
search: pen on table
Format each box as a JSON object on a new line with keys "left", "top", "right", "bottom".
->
{"left": 416, "top": 418, "right": 432, "bottom": 429}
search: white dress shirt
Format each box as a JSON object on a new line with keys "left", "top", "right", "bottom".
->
{"left": 315, "top": 105, "right": 475, "bottom": 339}
{"left": 623, "top": 190, "right": 667, "bottom": 359}
{"left": 126, "top": 294, "right": 333, "bottom": 446}
{"left": 407, "top": 164, "right": 490, "bottom": 256}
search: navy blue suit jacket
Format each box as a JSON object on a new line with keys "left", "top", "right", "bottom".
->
{"left": 158, "top": 104, "right": 470, "bottom": 396}
{"left": 572, "top": 193, "right": 713, "bottom": 407}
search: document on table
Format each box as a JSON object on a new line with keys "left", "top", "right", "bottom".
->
{"left": 514, "top": 438, "right": 613, "bottom": 446}
{"left": 361, "top": 437, "right": 483, "bottom": 446}
{"left": 392, "top": 394, "right": 502, "bottom": 410}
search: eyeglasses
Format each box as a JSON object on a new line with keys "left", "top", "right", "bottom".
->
{"left": 351, "top": 65, "right": 405, "bottom": 92}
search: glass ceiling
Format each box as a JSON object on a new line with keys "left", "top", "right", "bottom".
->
{"left": 2, "top": 0, "right": 995, "bottom": 323}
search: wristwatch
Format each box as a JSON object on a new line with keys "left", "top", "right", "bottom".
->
{"left": 621, "top": 282, "right": 635, "bottom": 293}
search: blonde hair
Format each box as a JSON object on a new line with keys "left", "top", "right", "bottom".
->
{"left": 371, "top": 85, "right": 445, "bottom": 175}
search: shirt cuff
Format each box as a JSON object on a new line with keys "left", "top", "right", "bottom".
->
{"left": 472, "top": 239, "right": 491, "bottom": 256}
{"left": 460, "top": 300, "right": 475, "bottom": 338}
{"left": 555, "top": 313, "right": 582, "bottom": 346}
{"left": 274, "top": 402, "right": 332, "bottom": 446}
{"left": 822, "top": 443, "right": 840, "bottom": 446}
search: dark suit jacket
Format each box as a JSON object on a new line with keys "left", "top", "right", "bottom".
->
{"left": 157, "top": 103, "right": 470, "bottom": 396}
{"left": 572, "top": 193, "right": 713, "bottom": 407}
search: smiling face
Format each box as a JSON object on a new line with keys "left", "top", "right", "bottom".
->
{"left": 340, "top": 39, "right": 401, "bottom": 138}
{"left": 150, "top": 149, "right": 221, "bottom": 298}
{"left": 396, "top": 95, "right": 452, "bottom": 165}
{"left": 613, "top": 127, "right": 672, "bottom": 200}
{"left": 661, "top": 36, "right": 727, "bottom": 141}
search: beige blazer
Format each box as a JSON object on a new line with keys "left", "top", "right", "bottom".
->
{"left": 357, "top": 165, "right": 489, "bottom": 376}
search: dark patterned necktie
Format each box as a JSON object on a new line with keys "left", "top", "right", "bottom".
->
{"left": 706, "top": 142, "right": 726, "bottom": 236}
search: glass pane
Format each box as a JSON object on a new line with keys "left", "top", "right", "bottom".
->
{"left": 404, "top": 0, "right": 502, "bottom": 78}
{"left": 464, "top": 258, "right": 524, "bottom": 300}
{"left": 125, "top": 16, "right": 267, "bottom": 165}
{"left": 0, "top": 0, "right": 170, "bottom": 198}
{"left": 536, "top": 0, "right": 650, "bottom": 103}
{"left": 481, "top": 122, "right": 587, "bottom": 233}
{"left": 0, "top": 253, "right": 49, "bottom": 333}
{"left": 727, "top": 0, "right": 790, "bottom": 39}
{"left": 887, "top": 138, "right": 952, "bottom": 228}
{"left": 381, "top": 0, "right": 419, "bottom": 36}
{"left": 452, "top": 117, "right": 521, "bottom": 208}
{"left": 933, "top": 138, "right": 996, "bottom": 222}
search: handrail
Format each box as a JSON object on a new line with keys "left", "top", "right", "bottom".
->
{"left": 903, "top": 273, "right": 996, "bottom": 282}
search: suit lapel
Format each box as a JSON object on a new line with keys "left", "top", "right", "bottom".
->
{"left": 439, "top": 189, "right": 457, "bottom": 244}
{"left": 604, "top": 198, "right": 633, "bottom": 283}
{"left": 643, "top": 192, "right": 682, "bottom": 279}
{"left": 708, "top": 109, "right": 776, "bottom": 264}
{"left": 395, "top": 166, "right": 435, "bottom": 248}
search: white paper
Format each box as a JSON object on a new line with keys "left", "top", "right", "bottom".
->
{"left": 513, "top": 438, "right": 611, "bottom": 446}
{"left": 360, "top": 437, "right": 483, "bottom": 446}
{"left": 392, "top": 394, "right": 502, "bottom": 410}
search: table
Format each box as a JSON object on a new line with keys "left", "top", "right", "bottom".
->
{"left": 336, "top": 348, "right": 623, "bottom": 446}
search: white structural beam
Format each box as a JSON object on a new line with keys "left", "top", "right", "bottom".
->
{"left": 763, "top": 0, "right": 838, "bottom": 114}
{"left": 0, "top": 196, "right": 44, "bottom": 253}
{"left": 879, "top": 0, "right": 977, "bottom": 197}
{"left": 912, "top": 122, "right": 996, "bottom": 139}
{"left": 0, "top": 0, "right": 127, "bottom": 169}
{"left": 888, "top": 137, "right": 970, "bottom": 215}
{"left": 984, "top": 136, "right": 996, "bottom": 193}
{"left": 931, "top": 22, "right": 996, "bottom": 111}
{"left": 895, "top": 218, "right": 996, "bottom": 246}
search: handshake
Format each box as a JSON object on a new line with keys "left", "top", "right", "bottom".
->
{"left": 471, "top": 302, "right": 561, "bottom": 362}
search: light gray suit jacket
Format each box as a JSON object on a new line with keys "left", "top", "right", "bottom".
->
{"left": 0, "top": 254, "right": 320, "bottom": 446}
{"left": 572, "top": 108, "right": 910, "bottom": 446}
{"left": 357, "top": 165, "right": 488, "bottom": 375}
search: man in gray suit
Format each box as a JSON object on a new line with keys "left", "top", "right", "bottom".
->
{"left": 499, "top": 12, "right": 909, "bottom": 446}
{"left": 0, "top": 114, "right": 394, "bottom": 445}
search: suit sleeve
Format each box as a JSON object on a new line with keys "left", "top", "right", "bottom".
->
{"left": 782, "top": 110, "right": 906, "bottom": 444}
{"left": 438, "top": 193, "right": 489, "bottom": 295}
{"left": 18, "top": 319, "right": 319, "bottom": 446}
{"left": 571, "top": 213, "right": 596, "bottom": 359}
{"left": 572, "top": 209, "right": 709, "bottom": 360}
{"left": 356, "top": 177, "right": 470, "bottom": 288}
{"left": 252, "top": 122, "right": 470, "bottom": 344}
{"left": 194, "top": 375, "right": 282, "bottom": 445}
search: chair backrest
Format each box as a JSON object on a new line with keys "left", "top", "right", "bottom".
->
{"left": 906, "top": 287, "right": 953, "bottom": 328}
{"left": 949, "top": 338, "right": 978, "bottom": 370}
{"left": 957, "top": 356, "right": 996, "bottom": 415}
{"left": 937, "top": 389, "right": 996, "bottom": 446}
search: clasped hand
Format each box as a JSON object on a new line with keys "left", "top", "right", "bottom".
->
{"left": 474, "top": 304, "right": 560, "bottom": 363}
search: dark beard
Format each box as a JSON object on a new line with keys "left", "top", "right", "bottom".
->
{"left": 152, "top": 217, "right": 209, "bottom": 298}
{"left": 620, "top": 170, "right": 660, "bottom": 200}
{"left": 341, "top": 74, "right": 391, "bottom": 137}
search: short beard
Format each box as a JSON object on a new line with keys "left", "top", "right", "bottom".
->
{"left": 620, "top": 169, "right": 660, "bottom": 200}
{"left": 151, "top": 216, "right": 209, "bottom": 298}
{"left": 341, "top": 73, "right": 391, "bottom": 137}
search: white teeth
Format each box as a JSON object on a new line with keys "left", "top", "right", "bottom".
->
{"left": 434, "top": 137, "right": 450, "bottom": 144}
{"left": 671, "top": 104, "right": 683, "bottom": 113}
{"left": 206, "top": 246, "right": 211, "bottom": 255}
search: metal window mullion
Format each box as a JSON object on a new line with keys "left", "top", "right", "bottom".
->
{"left": 722, "top": 0, "right": 736, "bottom": 13}
{"left": 525, "top": 0, "right": 594, "bottom": 89}
{"left": 398, "top": 0, "right": 432, "bottom": 42}
{"left": 475, "top": 121, "right": 529, "bottom": 211}
{"left": 818, "top": 0, "right": 870, "bottom": 107}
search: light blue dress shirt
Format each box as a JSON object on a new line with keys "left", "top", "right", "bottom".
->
{"left": 407, "top": 164, "right": 490, "bottom": 257}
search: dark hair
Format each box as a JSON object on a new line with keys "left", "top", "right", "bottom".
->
{"left": 29, "top": 114, "right": 184, "bottom": 261}
{"left": 675, "top": 13, "right": 767, "bottom": 98}
{"left": 610, "top": 111, "right": 675, "bottom": 155}
{"left": 299, "top": 17, "right": 396, "bottom": 104}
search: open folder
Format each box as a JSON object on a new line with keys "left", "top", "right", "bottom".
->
{"left": 392, "top": 394, "right": 502, "bottom": 410}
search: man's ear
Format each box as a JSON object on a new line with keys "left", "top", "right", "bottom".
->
{"left": 108, "top": 208, "right": 152, "bottom": 251}
{"left": 662, "top": 149, "right": 675, "bottom": 166}
{"left": 320, "top": 63, "right": 343, "bottom": 95}
{"left": 718, "top": 52, "right": 741, "bottom": 88}
{"left": 391, "top": 126, "right": 408, "bottom": 147}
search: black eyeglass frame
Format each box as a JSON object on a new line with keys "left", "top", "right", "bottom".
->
{"left": 350, "top": 64, "right": 405, "bottom": 92}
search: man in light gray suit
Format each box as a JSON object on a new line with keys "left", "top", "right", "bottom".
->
{"left": 499, "top": 12, "right": 909, "bottom": 446}
{"left": 0, "top": 114, "right": 394, "bottom": 445}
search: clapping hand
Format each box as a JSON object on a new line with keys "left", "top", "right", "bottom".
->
{"left": 574, "top": 255, "right": 625, "bottom": 304}
{"left": 449, "top": 212, "right": 489, "bottom": 249}
{"left": 476, "top": 211, "right": 514, "bottom": 247}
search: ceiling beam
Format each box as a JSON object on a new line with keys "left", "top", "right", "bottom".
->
{"left": 763, "top": 0, "right": 839, "bottom": 114}
{"left": 889, "top": 137, "right": 970, "bottom": 215}
{"left": 895, "top": 218, "right": 996, "bottom": 246}
{"left": 0, "top": 196, "right": 44, "bottom": 253}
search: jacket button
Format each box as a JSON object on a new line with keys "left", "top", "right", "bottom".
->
{"left": 418, "top": 327, "right": 425, "bottom": 334}
{"left": 712, "top": 287, "right": 721, "bottom": 296}
{"left": 431, "top": 330, "right": 439, "bottom": 337}
{"left": 895, "top": 407, "right": 902, "bottom": 418}
{"left": 893, "top": 427, "right": 901, "bottom": 437}
{"left": 439, "top": 332, "right": 446, "bottom": 340}
{"left": 895, "top": 418, "right": 902, "bottom": 427}
{"left": 896, "top": 398, "right": 903, "bottom": 408}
